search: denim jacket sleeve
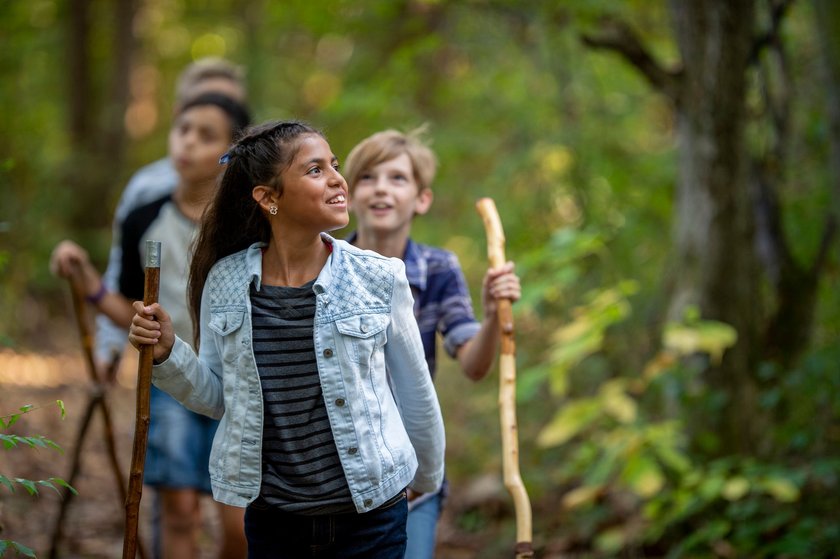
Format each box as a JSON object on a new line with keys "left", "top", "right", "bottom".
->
{"left": 385, "top": 258, "right": 446, "bottom": 493}
{"left": 151, "top": 282, "right": 225, "bottom": 420}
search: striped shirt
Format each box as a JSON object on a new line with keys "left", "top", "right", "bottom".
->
{"left": 250, "top": 279, "right": 353, "bottom": 514}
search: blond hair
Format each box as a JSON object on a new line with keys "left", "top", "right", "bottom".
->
{"left": 344, "top": 127, "right": 437, "bottom": 192}
{"left": 175, "top": 57, "right": 246, "bottom": 104}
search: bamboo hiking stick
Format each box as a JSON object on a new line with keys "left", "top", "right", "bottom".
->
{"left": 476, "top": 198, "right": 534, "bottom": 558}
{"left": 122, "top": 240, "right": 161, "bottom": 559}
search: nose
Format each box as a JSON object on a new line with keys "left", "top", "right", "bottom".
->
{"left": 182, "top": 129, "right": 199, "bottom": 148}
{"left": 373, "top": 174, "right": 388, "bottom": 193}
{"left": 329, "top": 166, "right": 347, "bottom": 189}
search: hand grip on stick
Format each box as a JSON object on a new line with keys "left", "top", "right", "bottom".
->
{"left": 476, "top": 198, "right": 534, "bottom": 558}
{"left": 122, "top": 240, "right": 161, "bottom": 559}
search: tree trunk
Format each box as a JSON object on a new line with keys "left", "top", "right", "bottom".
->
{"left": 101, "top": 0, "right": 136, "bottom": 171}
{"left": 667, "top": 0, "right": 761, "bottom": 454}
{"left": 64, "top": 0, "right": 137, "bottom": 230}
{"left": 751, "top": 0, "right": 834, "bottom": 369}
{"left": 67, "top": 0, "right": 91, "bottom": 149}
{"left": 813, "top": 0, "right": 840, "bottom": 219}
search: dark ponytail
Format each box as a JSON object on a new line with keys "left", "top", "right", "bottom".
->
{"left": 188, "top": 120, "right": 323, "bottom": 346}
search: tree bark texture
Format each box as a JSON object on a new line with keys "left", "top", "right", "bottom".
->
{"left": 667, "top": 0, "right": 761, "bottom": 454}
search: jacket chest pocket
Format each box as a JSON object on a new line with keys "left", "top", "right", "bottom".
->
{"left": 208, "top": 308, "right": 247, "bottom": 366}
{"left": 334, "top": 313, "right": 389, "bottom": 367}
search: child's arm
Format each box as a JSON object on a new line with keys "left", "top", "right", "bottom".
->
{"left": 128, "top": 295, "right": 226, "bottom": 419}
{"left": 50, "top": 240, "right": 136, "bottom": 328}
{"left": 386, "top": 259, "right": 446, "bottom": 494}
{"left": 456, "top": 261, "right": 521, "bottom": 381}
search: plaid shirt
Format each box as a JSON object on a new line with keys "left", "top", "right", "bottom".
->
{"left": 348, "top": 234, "right": 480, "bottom": 378}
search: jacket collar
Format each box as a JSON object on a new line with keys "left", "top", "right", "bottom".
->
{"left": 245, "top": 232, "right": 342, "bottom": 294}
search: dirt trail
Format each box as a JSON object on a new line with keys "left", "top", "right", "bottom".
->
{"left": 0, "top": 350, "right": 221, "bottom": 558}
{"left": 1, "top": 347, "right": 541, "bottom": 558}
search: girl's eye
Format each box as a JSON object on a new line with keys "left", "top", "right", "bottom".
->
{"left": 393, "top": 174, "right": 407, "bottom": 182}
{"left": 332, "top": 163, "right": 341, "bottom": 171}
{"left": 307, "top": 166, "right": 322, "bottom": 175}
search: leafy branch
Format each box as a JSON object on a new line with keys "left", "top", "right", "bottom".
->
{"left": 1, "top": 400, "right": 76, "bottom": 558}
{"left": 0, "top": 401, "right": 66, "bottom": 430}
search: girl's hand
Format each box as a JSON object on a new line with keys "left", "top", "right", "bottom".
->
{"left": 481, "top": 261, "right": 521, "bottom": 316}
{"left": 128, "top": 301, "right": 175, "bottom": 363}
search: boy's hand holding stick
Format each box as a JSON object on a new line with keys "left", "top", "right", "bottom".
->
{"left": 122, "top": 241, "right": 161, "bottom": 559}
{"left": 476, "top": 198, "right": 534, "bottom": 558}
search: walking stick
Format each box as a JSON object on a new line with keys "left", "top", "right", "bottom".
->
{"left": 122, "top": 240, "right": 161, "bottom": 559}
{"left": 476, "top": 198, "right": 534, "bottom": 558}
{"left": 50, "top": 269, "right": 147, "bottom": 559}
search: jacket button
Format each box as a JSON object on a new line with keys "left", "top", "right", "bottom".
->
{"left": 360, "top": 324, "right": 368, "bottom": 333}
{"left": 363, "top": 499, "right": 372, "bottom": 508}
{"left": 348, "top": 447, "right": 357, "bottom": 455}
{"left": 323, "top": 348, "right": 333, "bottom": 357}
{"left": 335, "top": 398, "right": 345, "bottom": 407}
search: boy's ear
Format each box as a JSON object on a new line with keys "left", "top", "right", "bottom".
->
{"left": 414, "top": 188, "right": 434, "bottom": 216}
{"left": 252, "top": 185, "right": 276, "bottom": 211}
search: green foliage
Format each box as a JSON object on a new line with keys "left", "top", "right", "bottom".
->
{"left": 516, "top": 221, "right": 840, "bottom": 555}
{"left": 3, "top": 0, "right": 838, "bottom": 555}
{"left": 0, "top": 541, "right": 36, "bottom": 559}
{"left": 0, "top": 401, "right": 76, "bottom": 558}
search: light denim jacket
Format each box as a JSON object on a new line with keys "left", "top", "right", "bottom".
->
{"left": 152, "top": 234, "right": 446, "bottom": 512}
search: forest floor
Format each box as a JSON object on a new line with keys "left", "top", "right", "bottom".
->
{"left": 0, "top": 325, "right": 569, "bottom": 559}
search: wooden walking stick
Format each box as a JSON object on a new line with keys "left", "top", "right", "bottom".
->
{"left": 476, "top": 198, "right": 534, "bottom": 558}
{"left": 50, "top": 268, "right": 147, "bottom": 559}
{"left": 122, "top": 240, "right": 161, "bottom": 559}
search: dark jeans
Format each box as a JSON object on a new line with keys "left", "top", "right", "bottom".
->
{"left": 244, "top": 492, "right": 408, "bottom": 559}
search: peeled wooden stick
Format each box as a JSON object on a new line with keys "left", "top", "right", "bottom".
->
{"left": 476, "top": 198, "right": 534, "bottom": 558}
{"left": 122, "top": 240, "right": 161, "bottom": 559}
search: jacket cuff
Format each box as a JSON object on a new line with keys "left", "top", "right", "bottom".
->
{"left": 409, "top": 464, "right": 446, "bottom": 494}
{"left": 152, "top": 336, "right": 189, "bottom": 380}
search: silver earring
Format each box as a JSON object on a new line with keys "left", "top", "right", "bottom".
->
{"left": 269, "top": 204, "right": 278, "bottom": 216}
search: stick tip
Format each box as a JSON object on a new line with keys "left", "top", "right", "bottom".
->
{"left": 145, "top": 240, "right": 162, "bottom": 268}
{"left": 515, "top": 542, "right": 535, "bottom": 558}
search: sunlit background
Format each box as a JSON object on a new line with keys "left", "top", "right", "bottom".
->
{"left": 2, "top": 1, "right": 840, "bottom": 557}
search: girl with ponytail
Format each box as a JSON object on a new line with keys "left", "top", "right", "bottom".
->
{"left": 129, "top": 120, "right": 445, "bottom": 559}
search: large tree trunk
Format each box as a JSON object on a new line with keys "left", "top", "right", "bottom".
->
{"left": 667, "top": 0, "right": 761, "bottom": 454}
{"left": 65, "top": 0, "right": 137, "bottom": 229}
